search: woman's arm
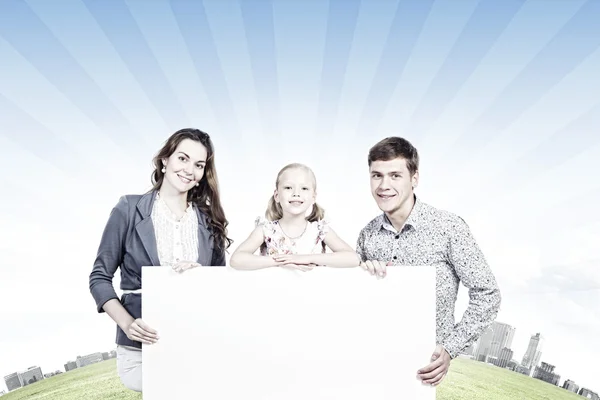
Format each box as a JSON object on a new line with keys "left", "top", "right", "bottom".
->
{"left": 229, "top": 226, "right": 281, "bottom": 270}
{"left": 89, "top": 197, "right": 128, "bottom": 313}
{"left": 103, "top": 299, "right": 157, "bottom": 345}
{"left": 103, "top": 298, "right": 135, "bottom": 333}
{"left": 89, "top": 196, "right": 157, "bottom": 344}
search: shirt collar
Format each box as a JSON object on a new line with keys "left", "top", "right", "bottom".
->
{"left": 155, "top": 192, "right": 193, "bottom": 221}
{"left": 380, "top": 195, "right": 424, "bottom": 233}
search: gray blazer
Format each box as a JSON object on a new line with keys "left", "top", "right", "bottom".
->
{"left": 89, "top": 190, "right": 226, "bottom": 349}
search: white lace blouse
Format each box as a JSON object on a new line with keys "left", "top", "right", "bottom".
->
{"left": 151, "top": 193, "right": 199, "bottom": 266}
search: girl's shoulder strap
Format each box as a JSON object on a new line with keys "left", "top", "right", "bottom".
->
{"left": 315, "top": 217, "right": 330, "bottom": 240}
{"left": 311, "top": 218, "right": 330, "bottom": 253}
{"left": 317, "top": 216, "right": 330, "bottom": 229}
{"left": 255, "top": 216, "right": 277, "bottom": 234}
{"left": 254, "top": 216, "right": 272, "bottom": 227}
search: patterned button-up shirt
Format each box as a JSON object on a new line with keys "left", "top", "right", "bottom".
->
{"left": 356, "top": 196, "right": 501, "bottom": 358}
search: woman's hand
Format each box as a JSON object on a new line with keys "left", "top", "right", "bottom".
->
{"left": 126, "top": 318, "right": 159, "bottom": 345}
{"left": 172, "top": 261, "right": 202, "bottom": 273}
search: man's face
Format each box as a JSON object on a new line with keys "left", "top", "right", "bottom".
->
{"left": 369, "top": 157, "right": 418, "bottom": 215}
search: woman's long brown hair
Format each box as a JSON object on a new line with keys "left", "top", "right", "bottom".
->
{"left": 150, "top": 128, "right": 233, "bottom": 252}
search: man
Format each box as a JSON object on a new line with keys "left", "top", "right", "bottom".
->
{"left": 356, "top": 137, "right": 501, "bottom": 386}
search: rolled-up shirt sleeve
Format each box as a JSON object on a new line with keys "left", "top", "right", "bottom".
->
{"left": 442, "top": 216, "right": 501, "bottom": 358}
{"left": 355, "top": 228, "right": 367, "bottom": 263}
{"left": 89, "top": 196, "right": 129, "bottom": 313}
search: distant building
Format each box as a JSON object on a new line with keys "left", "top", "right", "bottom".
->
{"left": 486, "top": 356, "right": 498, "bottom": 366}
{"left": 64, "top": 361, "right": 78, "bottom": 372}
{"left": 461, "top": 343, "right": 475, "bottom": 356}
{"left": 522, "top": 333, "right": 544, "bottom": 375}
{"left": 532, "top": 350, "right": 542, "bottom": 368}
{"left": 515, "top": 365, "right": 530, "bottom": 376}
{"left": 578, "top": 388, "right": 599, "bottom": 400}
{"left": 3, "top": 372, "right": 22, "bottom": 391}
{"left": 533, "top": 362, "right": 560, "bottom": 386}
{"left": 497, "top": 347, "right": 513, "bottom": 369}
{"left": 76, "top": 353, "right": 104, "bottom": 368}
{"left": 474, "top": 327, "right": 494, "bottom": 361}
{"left": 488, "top": 322, "right": 515, "bottom": 358}
{"left": 43, "top": 370, "right": 63, "bottom": 379}
{"left": 562, "top": 379, "right": 578, "bottom": 393}
{"left": 19, "top": 366, "right": 43, "bottom": 386}
{"left": 471, "top": 322, "right": 515, "bottom": 362}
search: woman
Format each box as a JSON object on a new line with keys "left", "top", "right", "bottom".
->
{"left": 88, "top": 128, "right": 232, "bottom": 392}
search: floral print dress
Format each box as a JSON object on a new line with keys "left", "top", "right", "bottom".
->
{"left": 255, "top": 217, "right": 329, "bottom": 256}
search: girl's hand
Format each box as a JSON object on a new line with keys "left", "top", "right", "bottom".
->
{"left": 273, "top": 254, "right": 314, "bottom": 266}
{"left": 126, "top": 318, "right": 159, "bottom": 344}
{"left": 172, "top": 261, "right": 202, "bottom": 273}
{"left": 280, "top": 263, "right": 314, "bottom": 272}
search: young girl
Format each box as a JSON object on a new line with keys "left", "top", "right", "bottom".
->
{"left": 89, "top": 128, "right": 232, "bottom": 392}
{"left": 229, "top": 163, "right": 360, "bottom": 270}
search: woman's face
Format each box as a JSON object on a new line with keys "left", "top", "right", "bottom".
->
{"left": 162, "top": 139, "right": 208, "bottom": 194}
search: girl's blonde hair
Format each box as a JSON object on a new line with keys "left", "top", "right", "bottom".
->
{"left": 265, "top": 163, "right": 325, "bottom": 222}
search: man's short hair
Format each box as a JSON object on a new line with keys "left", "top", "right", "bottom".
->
{"left": 368, "top": 137, "right": 419, "bottom": 175}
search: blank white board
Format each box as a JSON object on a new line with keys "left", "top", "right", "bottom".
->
{"left": 142, "top": 266, "right": 436, "bottom": 399}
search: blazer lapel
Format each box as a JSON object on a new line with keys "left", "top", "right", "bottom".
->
{"left": 195, "top": 207, "right": 213, "bottom": 265}
{"left": 136, "top": 191, "right": 161, "bottom": 266}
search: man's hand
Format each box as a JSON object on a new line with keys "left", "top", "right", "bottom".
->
{"left": 360, "top": 260, "right": 390, "bottom": 278}
{"left": 417, "top": 345, "right": 451, "bottom": 386}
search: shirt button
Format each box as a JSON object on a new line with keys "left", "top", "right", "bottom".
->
{"left": 395, "top": 234, "right": 400, "bottom": 239}
{"left": 176, "top": 258, "right": 180, "bottom": 262}
{"left": 393, "top": 256, "right": 397, "bottom": 260}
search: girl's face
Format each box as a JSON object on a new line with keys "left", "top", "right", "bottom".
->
{"left": 162, "top": 139, "right": 208, "bottom": 194}
{"left": 274, "top": 168, "right": 316, "bottom": 217}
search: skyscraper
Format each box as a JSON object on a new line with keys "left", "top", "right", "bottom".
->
{"left": 489, "top": 322, "right": 515, "bottom": 358}
{"left": 474, "top": 326, "right": 494, "bottom": 361}
{"left": 474, "top": 322, "right": 515, "bottom": 361}
{"left": 522, "top": 333, "right": 544, "bottom": 374}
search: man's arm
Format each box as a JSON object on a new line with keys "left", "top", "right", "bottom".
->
{"left": 442, "top": 215, "right": 501, "bottom": 358}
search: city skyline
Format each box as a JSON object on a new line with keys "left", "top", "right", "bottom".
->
{"left": 3, "top": 317, "right": 597, "bottom": 395}
{"left": 466, "top": 321, "right": 596, "bottom": 394}
{"left": 1, "top": 0, "right": 599, "bottom": 396}
{"left": 2, "top": 350, "right": 116, "bottom": 394}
